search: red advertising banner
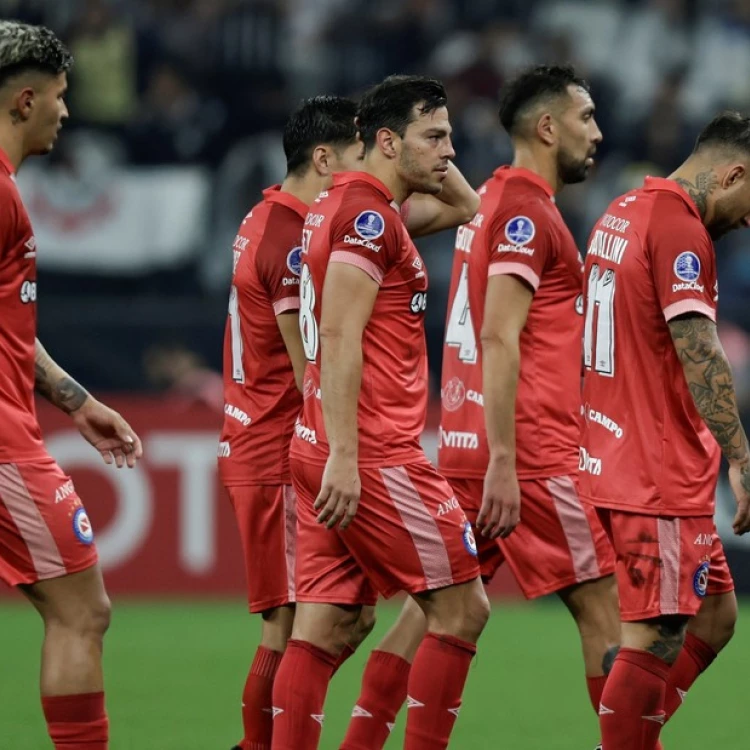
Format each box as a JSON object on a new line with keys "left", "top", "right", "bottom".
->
{"left": 1, "top": 397, "right": 521, "bottom": 599}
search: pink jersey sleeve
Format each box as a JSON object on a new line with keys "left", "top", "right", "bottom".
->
{"left": 328, "top": 199, "right": 401, "bottom": 285}
{"left": 255, "top": 215, "right": 302, "bottom": 315}
{"left": 649, "top": 213, "right": 717, "bottom": 323}
{"left": 487, "top": 201, "right": 554, "bottom": 292}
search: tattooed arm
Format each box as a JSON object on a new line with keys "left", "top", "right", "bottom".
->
{"left": 668, "top": 315, "right": 750, "bottom": 533}
{"left": 35, "top": 339, "right": 143, "bottom": 467}
{"left": 35, "top": 339, "right": 90, "bottom": 413}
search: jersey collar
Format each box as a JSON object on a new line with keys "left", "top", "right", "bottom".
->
{"left": 0, "top": 147, "right": 15, "bottom": 177}
{"left": 493, "top": 165, "right": 555, "bottom": 199}
{"left": 262, "top": 185, "right": 309, "bottom": 220}
{"left": 642, "top": 176, "right": 702, "bottom": 221}
{"left": 333, "top": 171, "right": 394, "bottom": 202}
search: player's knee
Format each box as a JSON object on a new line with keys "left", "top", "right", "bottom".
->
{"left": 79, "top": 592, "right": 112, "bottom": 639}
{"left": 349, "top": 606, "right": 377, "bottom": 650}
{"left": 429, "top": 582, "right": 490, "bottom": 642}
{"left": 711, "top": 595, "right": 737, "bottom": 652}
{"left": 464, "top": 585, "right": 491, "bottom": 638}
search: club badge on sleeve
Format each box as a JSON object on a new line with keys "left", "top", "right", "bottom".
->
{"left": 354, "top": 211, "right": 385, "bottom": 241}
{"left": 505, "top": 216, "right": 536, "bottom": 246}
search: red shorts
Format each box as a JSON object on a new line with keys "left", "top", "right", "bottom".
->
{"left": 226, "top": 484, "right": 297, "bottom": 613}
{"left": 0, "top": 459, "right": 98, "bottom": 587}
{"left": 292, "top": 458, "right": 481, "bottom": 604}
{"left": 596, "top": 508, "right": 735, "bottom": 621}
{"left": 448, "top": 475, "right": 615, "bottom": 599}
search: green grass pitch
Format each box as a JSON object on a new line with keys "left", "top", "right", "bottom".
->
{"left": 0, "top": 599, "right": 745, "bottom": 749}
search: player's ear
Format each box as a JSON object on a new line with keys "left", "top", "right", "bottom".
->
{"left": 536, "top": 113, "right": 556, "bottom": 147}
{"left": 10, "top": 86, "right": 35, "bottom": 122}
{"left": 311, "top": 145, "right": 330, "bottom": 176}
{"left": 376, "top": 127, "right": 398, "bottom": 159}
{"left": 724, "top": 163, "right": 746, "bottom": 188}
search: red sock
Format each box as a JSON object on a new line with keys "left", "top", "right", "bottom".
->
{"left": 663, "top": 632, "right": 716, "bottom": 721}
{"left": 599, "top": 649, "right": 670, "bottom": 750}
{"left": 403, "top": 633, "right": 476, "bottom": 750}
{"left": 340, "top": 650, "right": 412, "bottom": 749}
{"left": 332, "top": 644, "right": 356, "bottom": 676}
{"left": 42, "top": 692, "right": 108, "bottom": 749}
{"left": 586, "top": 675, "right": 608, "bottom": 714}
{"left": 270, "top": 639, "right": 338, "bottom": 750}
{"left": 238, "top": 646, "right": 283, "bottom": 750}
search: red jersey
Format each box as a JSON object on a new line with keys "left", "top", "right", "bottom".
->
{"left": 218, "top": 186, "right": 307, "bottom": 486}
{"left": 0, "top": 148, "right": 46, "bottom": 462}
{"left": 438, "top": 166, "right": 583, "bottom": 479}
{"left": 290, "top": 172, "right": 429, "bottom": 467}
{"left": 580, "top": 177, "right": 720, "bottom": 516}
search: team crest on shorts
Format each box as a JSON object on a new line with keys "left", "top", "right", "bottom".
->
{"left": 72, "top": 507, "right": 95, "bottom": 545}
{"left": 504, "top": 216, "right": 535, "bottom": 246}
{"left": 462, "top": 521, "right": 478, "bottom": 557}
{"left": 287, "top": 246, "right": 303, "bottom": 276}
{"left": 674, "top": 251, "right": 701, "bottom": 282}
{"left": 693, "top": 560, "right": 710, "bottom": 597}
{"left": 354, "top": 210, "right": 385, "bottom": 240}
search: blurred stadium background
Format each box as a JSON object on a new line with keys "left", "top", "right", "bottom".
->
{"left": 2, "top": 0, "right": 750, "bottom": 747}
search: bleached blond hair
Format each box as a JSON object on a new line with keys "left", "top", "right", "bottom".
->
{"left": 0, "top": 21, "right": 72, "bottom": 87}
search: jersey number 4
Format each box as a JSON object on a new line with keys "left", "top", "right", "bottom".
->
{"left": 583, "top": 263, "right": 616, "bottom": 376}
{"left": 445, "top": 262, "right": 478, "bottom": 363}
{"left": 228, "top": 285, "right": 244, "bottom": 383}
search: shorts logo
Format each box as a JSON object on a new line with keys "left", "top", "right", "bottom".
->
{"left": 441, "top": 376, "right": 466, "bottom": 412}
{"left": 504, "top": 216, "right": 535, "bottom": 246}
{"left": 674, "top": 251, "right": 701, "bottom": 282}
{"left": 693, "top": 560, "right": 709, "bottom": 597}
{"left": 462, "top": 521, "right": 478, "bottom": 557}
{"left": 354, "top": 210, "right": 385, "bottom": 240}
{"left": 287, "top": 246, "right": 303, "bottom": 276}
{"left": 72, "top": 507, "right": 94, "bottom": 545}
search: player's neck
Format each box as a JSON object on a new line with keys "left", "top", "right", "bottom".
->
{"left": 279, "top": 172, "right": 328, "bottom": 207}
{"left": 668, "top": 159, "right": 714, "bottom": 221}
{"left": 360, "top": 153, "right": 409, "bottom": 205}
{"left": 511, "top": 143, "right": 560, "bottom": 193}
{"left": 0, "top": 125, "right": 26, "bottom": 171}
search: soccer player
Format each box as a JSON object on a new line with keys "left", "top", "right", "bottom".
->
{"left": 271, "top": 75, "right": 488, "bottom": 750}
{"left": 219, "top": 94, "right": 480, "bottom": 750}
{"left": 582, "top": 112, "right": 750, "bottom": 749}
{"left": 341, "top": 64, "right": 620, "bottom": 749}
{"left": 0, "top": 22, "right": 143, "bottom": 750}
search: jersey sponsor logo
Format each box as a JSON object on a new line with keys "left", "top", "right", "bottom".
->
{"left": 694, "top": 533, "right": 713, "bottom": 546}
{"left": 467, "top": 390, "right": 483, "bottom": 406}
{"left": 217, "top": 441, "right": 231, "bottom": 458}
{"left": 455, "top": 225, "right": 475, "bottom": 253}
{"left": 55, "top": 479, "right": 76, "bottom": 504}
{"left": 674, "top": 251, "right": 701, "bottom": 282}
{"left": 294, "top": 419, "right": 317, "bottom": 445}
{"left": 20, "top": 280, "right": 36, "bottom": 304}
{"left": 343, "top": 235, "right": 382, "bottom": 252}
{"left": 496, "top": 242, "right": 534, "bottom": 256}
{"left": 600, "top": 214, "right": 630, "bottom": 233}
{"left": 287, "top": 246, "right": 303, "bottom": 276}
{"left": 579, "top": 447, "right": 602, "bottom": 475}
{"left": 437, "top": 497, "right": 460, "bottom": 516}
{"left": 693, "top": 560, "right": 710, "bottom": 597}
{"left": 441, "top": 377, "right": 466, "bottom": 412}
{"left": 439, "top": 427, "right": 478, "bottom": 450}
{"left": 588, "top": 230, "right": 628, "bottom": 265}
{"left": 672, "top": 281, "right": 704, "bottom": 293}
{"left": 584, "top": 405, "right": 624, "bottom": 439}
{"left": 504, "top": 216, "right": 535, "bottom": 246}
{"left": 354, "top": 210, "right": 385, "bottom": 240}
{"left": 575, "top": 293, "right": 584, "bottom": 315}
{"left": 305, "top": 213, "right": 325, "bottom": 228}
{"left": 462, "top": 521, "right": 478, "bottom": 556}
{"left": 224, "top": 403, "right": 251, "bottom": 427}
{"left": 410, "top": 292, "right": 427, "bottom": 314}
{"left": 72, "top": 507, "right": 94, "bottom": 545}
{"left": 282, "top": 277, "right": 299, "bottom": 286}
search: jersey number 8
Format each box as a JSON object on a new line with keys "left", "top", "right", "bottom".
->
{"left": 299, "top": 263, "right": 319, "bottom": 361}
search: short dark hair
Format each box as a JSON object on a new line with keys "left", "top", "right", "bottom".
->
{"left": 0, "top": 21, "right": 73, "bottom": 88}
{"left": 499, "top": 64, "right": 590, "bottom": 136}
{"left": 283, "top": 95, "right": 358, "bottom": 175}
{"left": 357, "top": 74, "right": 448, "bottom": 150}
{"left": 693, "top": 111, "right": 750, "bottom": 157}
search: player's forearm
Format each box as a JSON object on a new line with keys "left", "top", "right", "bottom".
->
{"left": 481, "top": 332, "right": 520, "bottom": 464}
{"left": 34, "top": 339, "right": 90, "bottom": 414}
{"left": 669, "top": 317, "right": 750, "bottom": 466}
{"left": 320, "top": 330, "right": 362, "bottom": 459}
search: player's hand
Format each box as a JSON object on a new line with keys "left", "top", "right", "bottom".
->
{"left": 477, "top": 456, "right": 520, "bottom": 539}
{"left": 729, "top": 461, "right": 750, "bottom": 535}
{"left": 314, "top": 452, "right": 360, "bottom": 530}
{"left": 70, "top": 398, "right": 143, "bottom": 469}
